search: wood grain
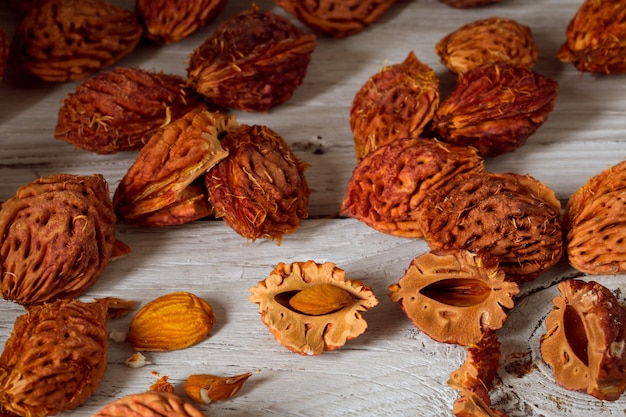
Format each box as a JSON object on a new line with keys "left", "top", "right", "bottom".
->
{"left": 1, "top": 0, "right": 626, "bottom": 415}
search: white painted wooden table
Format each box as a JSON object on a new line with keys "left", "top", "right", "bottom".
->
{"left": 1, "top": 1, "right": 626, "bottom": 416}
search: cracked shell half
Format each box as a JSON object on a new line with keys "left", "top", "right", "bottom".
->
{"left": 389, "top": 249, "right": 519, "bottom": 346}
{"left": 249, "top": 260, "right": 378, "bottom": 355}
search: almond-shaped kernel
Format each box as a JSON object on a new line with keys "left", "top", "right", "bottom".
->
{"left": 126, "top": 291, "right": 216, "bottom": 351}
{"left": 184, "top": 372, "right": 253, "bottom": 404}
{"left": 288, "top": 283, "right": 355, "bottom": 316}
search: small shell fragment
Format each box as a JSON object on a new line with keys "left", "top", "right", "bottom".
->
{"left": 125, "top": 352, "right": 152, "bottom": 368}
{"left": 184, "top": 372, "right": 253, "bottom": 404}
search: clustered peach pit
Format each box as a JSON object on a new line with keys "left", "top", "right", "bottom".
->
{"left": 1, "top": 0, "right": 626, "bottom": 416}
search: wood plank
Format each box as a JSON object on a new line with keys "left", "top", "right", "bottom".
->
{"left": 1, "top": 0, "right": 626, "bottom": 416}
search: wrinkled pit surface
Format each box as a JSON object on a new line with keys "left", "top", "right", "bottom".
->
{"left": 419, "top": 278, "right": 491, "bottom": 307}
{"left": 564, "top": 305, "right": 589, "bottom": 366}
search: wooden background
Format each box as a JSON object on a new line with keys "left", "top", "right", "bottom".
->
{"left": 1, "top": 0, "right": 626, "bottom": 416}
